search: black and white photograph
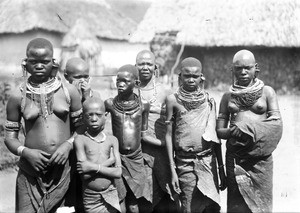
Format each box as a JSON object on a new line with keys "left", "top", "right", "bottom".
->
{"left": 0, "top": 0, "right": 299, "bottom": 212}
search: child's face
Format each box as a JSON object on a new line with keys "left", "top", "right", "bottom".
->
{"left": 65, "top": 65, "right": 90, "bottom": 84}
{"left": 65, "top": 65, "right": 90, "bottom": 95}
{"left": 83, "top": 102, "right": 106, "bottom": 132}
{"left": 180, "top": 66, "right": 202, "bottom": 91}
{"left": 116, "top": 71, "right": 136, "bottom": 95}
{"left": 26, "top": 47, "right": 54, "bottom": 83}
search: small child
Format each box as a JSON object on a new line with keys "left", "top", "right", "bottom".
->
{"left": 74, "top": 97, "right": 122, "bottom": 213}
{"left": 64, "top": 57, "right": 102, "bottom": 212}
{"left": 64, "top": 57, "right": 101, "bottom": 102}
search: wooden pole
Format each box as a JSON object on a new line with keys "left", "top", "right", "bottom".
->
{"left": 170, "top": 42, "right": 185, "bottom": 88}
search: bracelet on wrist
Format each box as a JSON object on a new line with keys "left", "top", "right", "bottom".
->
{"left": 66, "top": 137, "right": 74, "bottom": 145}
{"left": 96, "top": 164, "right": 101, "bottom": 173}
{"left": 17, "top": 146, "right": 26, "bottom": 156}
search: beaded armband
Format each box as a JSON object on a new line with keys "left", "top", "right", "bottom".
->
{"left": 5, "top": 120, "right": 21, "bottom": 131}
{"left": 165, "top": 120, "right": 173, "bottom": 125}
{"left": 267, "top": 110, "right": 281, "bottom": 119}
{"left": 70, "top": 108, "right": 83, "bottom": 127}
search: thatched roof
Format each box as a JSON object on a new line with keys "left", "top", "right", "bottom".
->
{"left": 61, "top": 18, "right": 101, "bottom": 57}
{"left": 0, "top": 0, "right": 137, "bottom": 40}
{"left": 130, "top": 0, "right": 300, "bottom": 47}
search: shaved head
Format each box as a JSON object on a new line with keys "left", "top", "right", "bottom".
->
{"left": 233, "top": 49, "right": 256, "bottom": 66}
{"left": 118, "top": 64, "right": 139, "bottom": 79}
{"left": 180, "top": 57, "right": 202, "bottom": 76}
{"left": 180, "top": 57, "right": 202, "bottom": 70}
{"left": 65, "top": 57, "right": 89, "bottom": 75}
{"left": 83, "top": 97, "right": 105, "bottom": 113}
{"left": 136, "top": 50, "right": 155, "bottom": 63}
{"left": 26, "top": 38, "right": 53, "bottom": 57}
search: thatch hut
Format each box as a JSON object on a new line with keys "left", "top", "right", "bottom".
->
{"left": 0, "top": 0, "right": 145, "bottom": 77}
{"left": 60, "top": 18, "right": 102, "bottom": 75}
{"left": 130, "top": 0, "right": 300, "bottom": 92}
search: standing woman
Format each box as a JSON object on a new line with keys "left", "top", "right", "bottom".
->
{"left": 165, "top": 57, "right": 226, "bottom": 213}
{"left": 217, "top": 49, "right": 283, "bottom": 213}
{"left": 136, "top": 50, "right": 175, "bottom": 212}
{"left": 4, "top": 38, "right": 83, "bottom": 213}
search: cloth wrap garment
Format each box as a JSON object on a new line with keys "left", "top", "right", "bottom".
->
{"left": 174, "top": 96, "right": 221, "bottom": 212}
{"left": 120, "top": 145, "right": 153, "bottom": 203}
{"left": 226, "top": 116, "right": 283, "bottom": 213}
{"left": 16, "top": 158, "right": 72, "bottom": 213}
{"left": 82, "top": 184, "right": 121, "bottom": 213}
{"left": 141, "top": 83, "right": 173, "bottom": 206}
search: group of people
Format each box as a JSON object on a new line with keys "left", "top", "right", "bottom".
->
{"left": 4, "top": 37, "right": 282, "bottom": 213}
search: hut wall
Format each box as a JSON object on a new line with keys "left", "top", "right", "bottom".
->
{"left": 195, "top": 47, "right": 300, "bottom": 92}
{"left": 98, "top": 38, "right": 148, "bottom": 71}
{"left": 158, "top": 44, "right": 300, "bottom": 92}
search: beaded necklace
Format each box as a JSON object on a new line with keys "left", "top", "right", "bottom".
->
{"left": 23, "top": 77, "right": 61, "bottom": 119}
{"left": 176, "top": 86, "right": 206, "bottom": 111}
{"left": 84, "top": 131, "right": 106, "bottom": 143}
{"left": 112, "top": 93, "right": 141, "bottom": 149}
{"left": 230, "top": 78, "right": 264, "bottom": 108}
{"left": 112, "top": 93, "right": 141, "bottom": 114}
{"left": 139, "top": 78, "right": 157, "bottom": 104}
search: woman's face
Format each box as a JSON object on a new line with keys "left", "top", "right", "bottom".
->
{"left": 232, "top": 50, "right": 257, "bottom": 87}
{"left": 136, "top": 52, "right": 155, "bottom": 82}
{"left": 233, "top": 63, "right": 256, "bottom": 87}
{"left": 26, "top": 47, "right": 54, "bottom": 83}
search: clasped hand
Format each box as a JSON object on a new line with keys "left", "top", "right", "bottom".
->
{"left": 77, "top": 148, "right": 116, "bottom": 174}
{"left": 230, "top": 125, "right": 243, "bottom": 138}
{"left": 23, "top": 142, "right": 72, "bottom": 172}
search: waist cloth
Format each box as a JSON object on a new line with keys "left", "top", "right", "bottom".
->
{"left": 176, "top": 151, "right": 220, "bottom": 206}
{"left": 16, "top": 157, "right": 72, "bottom": 213}
{"left": 120, "top": 145, "right": 152, "bottom": 202}
{"left": 82, "top": 184, "right": 121, "bottom": 213}
{"left": 226, "top": 116, "right": 283, "bottom": 213}
{"left": 141, "top": 108, "right": 173, "bottom": 205}
{"left": 173, "top": 97, "right": 221, "bottom": 210}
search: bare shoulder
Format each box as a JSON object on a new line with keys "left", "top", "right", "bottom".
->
{"left": 104, "top": 98, "right": 114, "bottom": 111}
{"left": 7, "top": 85, "right": 22, "bottom": 103}
{"left": 220, "top": 91, "right": 231, "bottom": 103}
{"left": 106, "top": 134, "right": 118, "bottom": 145}
{"left": 263, "top": 85, "right": 277, "bottom": 97}
{"left": 63, "top": 82, "right": 78, "bottom": 96}
{"left": 157, "top": 83, "right": 173, "bottom": 97}
{"left": 6, "top": 85, "right": 23, "bottom": 112}
{"left": 74, "top": 133, "right": 86, "bottom": 148}
{"left": 165, "top": 93, "right": 177, "bottom": 105}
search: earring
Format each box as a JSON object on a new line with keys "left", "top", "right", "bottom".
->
{"left": 135, "top": 80, "right": 141, "bottom": 86}
{"left": 21, "top": 59, "right": 27, "bottom": 77}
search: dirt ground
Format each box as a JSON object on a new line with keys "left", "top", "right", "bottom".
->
{"left": 0, "top": 89, "right": 299, "bottom": 213}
